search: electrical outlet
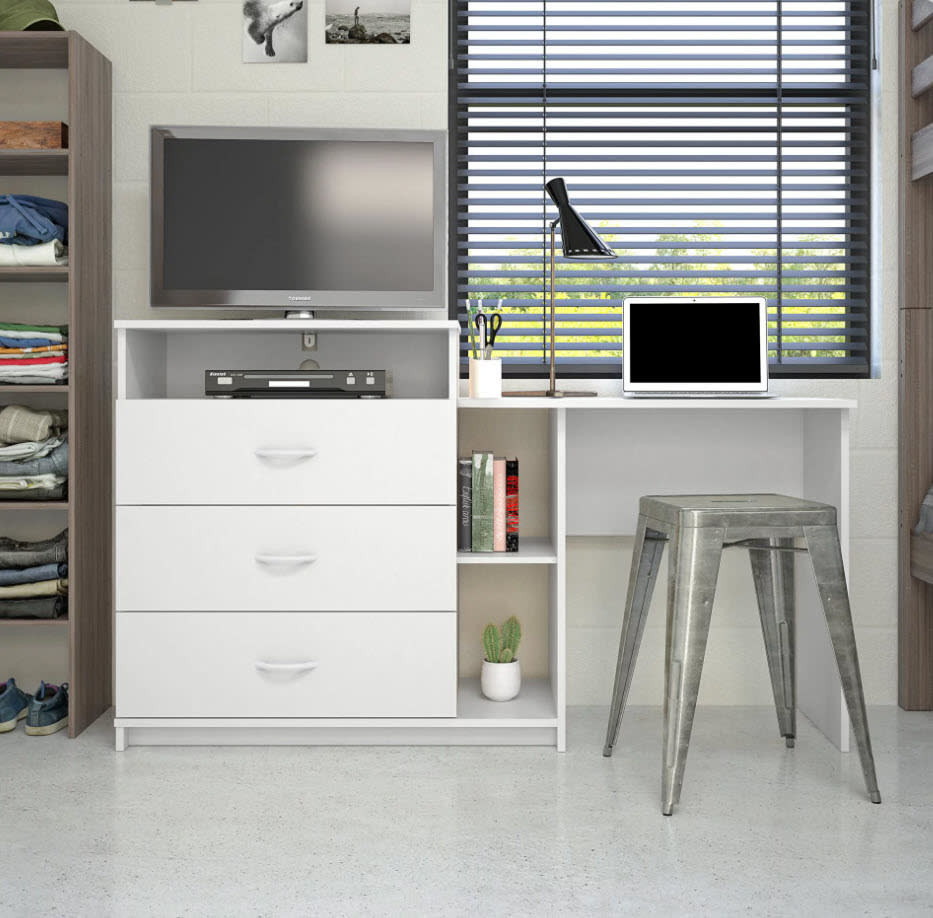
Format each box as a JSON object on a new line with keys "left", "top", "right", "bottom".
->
{"left": 302, "top": 332, "right": 317, "bottom": 351}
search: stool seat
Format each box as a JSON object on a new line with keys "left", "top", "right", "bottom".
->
{"left": 639, "top": 493, "right": 836, "bottom": 529}
{"left": 603, "top": 492, "right": 881, "bottom": 815}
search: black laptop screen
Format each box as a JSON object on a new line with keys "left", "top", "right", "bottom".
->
{"left": 626, "top": 299, "right": 764, "bottom": 385}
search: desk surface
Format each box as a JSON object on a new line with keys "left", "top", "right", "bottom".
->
{"left": 459, "top": 396, "right": 856, "bottom": 410}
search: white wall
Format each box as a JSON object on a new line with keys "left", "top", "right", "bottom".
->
{"left": 49, "top": 0, "right": 898, "bottom": 704}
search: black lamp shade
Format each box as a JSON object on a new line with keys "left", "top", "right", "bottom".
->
{"left": 545, "top": 177, "right": 616, "bottom": 259}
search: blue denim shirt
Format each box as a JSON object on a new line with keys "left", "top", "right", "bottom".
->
{"left": 0, "top": 195, "right": 68, "bottom": 246}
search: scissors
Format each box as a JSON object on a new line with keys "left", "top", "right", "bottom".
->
{"left": 474, "top": 311, "right": 502, "bottom": 359}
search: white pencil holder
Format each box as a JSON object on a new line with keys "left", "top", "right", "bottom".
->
{"left": 469, "top": 357, "right": 502, "bottom": 399}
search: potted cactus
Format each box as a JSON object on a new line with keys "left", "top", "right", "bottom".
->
{"left": 480, "top": 615, "right": 522, "bottom": 701}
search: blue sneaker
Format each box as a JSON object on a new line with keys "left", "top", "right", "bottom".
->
{"left": 25, "top": 681, "right": 68, "bottom": 736}
{"left": 0, "top": 677, "right": 32, "bottom": 733}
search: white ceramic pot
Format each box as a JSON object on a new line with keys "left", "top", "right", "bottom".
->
{"left": 481, "top": 659, "right": 521, "bottom": 702}
{"left": 469, "top": 357, "right": 502, "bottom": 398}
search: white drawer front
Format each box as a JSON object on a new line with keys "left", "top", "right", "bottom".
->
{"left": 116, "top": 400, "right": 455, "bottom": 506}
{"left": 116, "top": 612, "right": 456, "bottom": 718}
{"left": 116, "top": 506, "right": 456, "bottom": 611}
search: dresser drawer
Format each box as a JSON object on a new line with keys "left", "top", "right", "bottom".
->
{"left": 116, "top": 506, "right": 456, "bottom": 612}
{"left": 116, "top": 399, "right": 455, "bottom": 506}
{"left": 116, "top": 612, "right": 456, "bottom": 718}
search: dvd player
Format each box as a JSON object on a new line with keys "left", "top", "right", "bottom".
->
{"left": 205, "top": 370, "right": 387, "bottom": 398}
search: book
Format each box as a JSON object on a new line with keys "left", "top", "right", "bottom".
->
{"left": 493, "top": 457, "right": 506, "bottom": 551}
{"left": 506, "top": 457, "right": 519, "bottom": 552}
{"left": 471, "top": 451, "right": 494, "bottom": 552}
{"left": 458, "top": 458, "right": 472, "bottom": 552}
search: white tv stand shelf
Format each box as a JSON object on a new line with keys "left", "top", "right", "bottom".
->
{"left": 113, "top": 319, "right": 564, "bottom": 749}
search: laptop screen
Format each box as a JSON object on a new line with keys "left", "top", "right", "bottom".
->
{"left": 623, "top": 297, "right": 768, "bottom": 392}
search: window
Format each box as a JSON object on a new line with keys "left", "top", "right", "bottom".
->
{"left": 450, "top": 0, "right": 872, "bottom": 378}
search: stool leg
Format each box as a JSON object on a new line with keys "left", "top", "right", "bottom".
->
{"left": 749, "top": 538, "right": 797, "bottom": 747}
{"left": 603, "top": 513, "right": 666, "bottom": 756}
{"left": 803, "top": 524, "right": 882, "bottom": 804}
{"left": 662, "top": 524, "right": 724, "bottom": 815}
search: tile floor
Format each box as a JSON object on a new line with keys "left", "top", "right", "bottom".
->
{"left": 1, "top": 706, "right": 931, "bottom": 917}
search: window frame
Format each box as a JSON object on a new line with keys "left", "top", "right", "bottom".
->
{"left": 448, "top": 0, "right": 873, "bottom": 381}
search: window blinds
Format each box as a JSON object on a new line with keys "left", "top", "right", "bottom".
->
{"left": 451, "top": 0, "right": 872, "bottom": 377}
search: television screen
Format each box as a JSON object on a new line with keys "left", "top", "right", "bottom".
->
{"left": 152, "top": 129, "right": 444, "bottom": 309}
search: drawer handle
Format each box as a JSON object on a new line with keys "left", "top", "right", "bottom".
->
{"left": 255, "top": 553, "right": 318, "bottom": 567}
{"left": 254, "top": 448, "right": 318, "bottom": 461}
{"left": 255, "top": 660, "right": 320, "bottom": 674}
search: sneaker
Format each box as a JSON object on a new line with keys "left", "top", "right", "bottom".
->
{"left": 25, "top": 681, "right": 68, "bottom": 736}
{"left": 0, "top": 678, "right": 31, "bottom": 733}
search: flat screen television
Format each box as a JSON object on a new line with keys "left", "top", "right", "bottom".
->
{"left": 150, "top": 126, "right": 446, "bottom": 310}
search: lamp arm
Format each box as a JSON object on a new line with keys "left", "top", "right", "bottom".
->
{"left": 549, "top": 220, "right": 559, "bottom": 395}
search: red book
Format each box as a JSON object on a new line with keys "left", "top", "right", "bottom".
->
{"left": 506, "top": 458, "right": 519, "bottom": 552}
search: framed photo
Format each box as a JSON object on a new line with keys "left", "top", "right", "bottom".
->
{"left": 243, "top": 0, "right": 308, "bottom": 62}
{"left": 325, "top": 0, "right": 410, "bottom": 44}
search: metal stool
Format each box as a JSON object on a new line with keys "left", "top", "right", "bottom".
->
{"left": 602, "top": 494, "right": 881, "bottom": 815}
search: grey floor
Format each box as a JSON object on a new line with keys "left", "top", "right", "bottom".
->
{"left": 1, "top": 707, "right": 931, "bottom": 917}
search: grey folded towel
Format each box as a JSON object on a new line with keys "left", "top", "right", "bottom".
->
{"left": 0, "top": 529, "right": 67, "bottom": 569}
{"left": 0, "top": 405, "right": 67, "bottom": 445}
{"left": 0, "top": 596, "right": 65, "bottom": 619}
{"left": 0, "top": 484, "right": 64, "bottom": 502}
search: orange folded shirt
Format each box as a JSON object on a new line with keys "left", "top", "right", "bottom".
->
{"left": 0, "top": 345, "right": 67, "bottom": 355}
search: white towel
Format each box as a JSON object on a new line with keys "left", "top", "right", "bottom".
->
{"left": 0, "top": 364, "right": 68, "bottom": 379}
{"left": 0, "top": 240, "right": 68, "bottom": 267}
{"left": 0, "top": 436, "right": 64, "bottom": 461}
{"left": 0, "top": 474, "right": 66, "bottom": 491}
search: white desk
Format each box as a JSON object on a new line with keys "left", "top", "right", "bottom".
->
{"left": 112, "top": 318, "right": 853, "bottom": 751}
{"left": 460, "top": 395, "right": 855, "bottom": 752}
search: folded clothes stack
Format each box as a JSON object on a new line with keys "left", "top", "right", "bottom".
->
{"left": 0, "top": 323, "right": 68, "bottom": 384}
{"left": 0, "top": 529, "right": 67, "bottom": 619}
{"left": 0, "top": 195, "right": 68, "bottom": 267}
{"left": 0, "top": 406, "right": 67, "bottom": 500}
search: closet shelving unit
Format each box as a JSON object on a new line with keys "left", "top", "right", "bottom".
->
{"left": 0, "top": 31, "right": 112, "bottom": 736}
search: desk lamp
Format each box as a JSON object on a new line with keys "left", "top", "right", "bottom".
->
{"left": 536, "top": 177, "right": 617, "bottom": 398}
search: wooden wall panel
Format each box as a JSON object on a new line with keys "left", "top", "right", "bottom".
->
{"left": 67, "top": 33, "right": 113, "bottom": 736}
{"left": 900, "top": 0, "right": 933, "bottom": 709}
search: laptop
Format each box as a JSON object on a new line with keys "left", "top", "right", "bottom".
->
{"left": 622, "top": 296, "right": 771, "bottom": 397}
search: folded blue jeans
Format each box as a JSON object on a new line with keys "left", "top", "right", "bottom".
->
{"left": 0, "top": 530, "right": 67, "bottom": 569}
{"left": 0, "top": 441, "right": 67, "bottom": 477}
{"left": 0, "top": 562, "right": 67, "bottom": 586}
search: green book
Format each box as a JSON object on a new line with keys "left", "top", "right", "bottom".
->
{"left": 471, "top": 451, "right": 494, "bottom": 552}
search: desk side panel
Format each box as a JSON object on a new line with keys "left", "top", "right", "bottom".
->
{"left": 798, "top": 409, "right": 849, "bottom": 751}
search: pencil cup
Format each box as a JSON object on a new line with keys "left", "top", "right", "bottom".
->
{"left": 469, "top": 357, "right": 502, "bottom": 399}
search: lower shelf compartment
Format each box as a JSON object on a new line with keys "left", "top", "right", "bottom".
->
{"left": 114, "top": 678, "right": 561, "bottom": 749}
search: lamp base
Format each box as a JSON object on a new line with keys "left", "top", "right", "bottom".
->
{"left": 502, "top": 389, "right": 598, "bottom": 398}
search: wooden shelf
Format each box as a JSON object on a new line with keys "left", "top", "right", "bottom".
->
{"left": 0, "top": 617, "right": 67, "bottom": 627}
{"left": 0, "top": 30, "right": 112, "bottom": 742}
{"left": 0, "top": 267, "right": 68, "bottom": 283}
{"left": 0, "top": 149, "right": 68, "bottom": 176}
{"left": 0, "top": 385, "right": 68, "bottom": 394}
{"left": 0, "top": 32, "right": 69, "bottom": 69}
{"left": 457, "top": 537, "right": 557, "bottom": 565}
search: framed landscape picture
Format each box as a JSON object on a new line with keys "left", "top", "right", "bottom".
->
{"left": 325, "top": 0, "right": 410, "bottom": 44}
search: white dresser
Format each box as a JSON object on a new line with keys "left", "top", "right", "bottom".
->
{"left": 114, "top": 320, "right": 461, "bottom": 748}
